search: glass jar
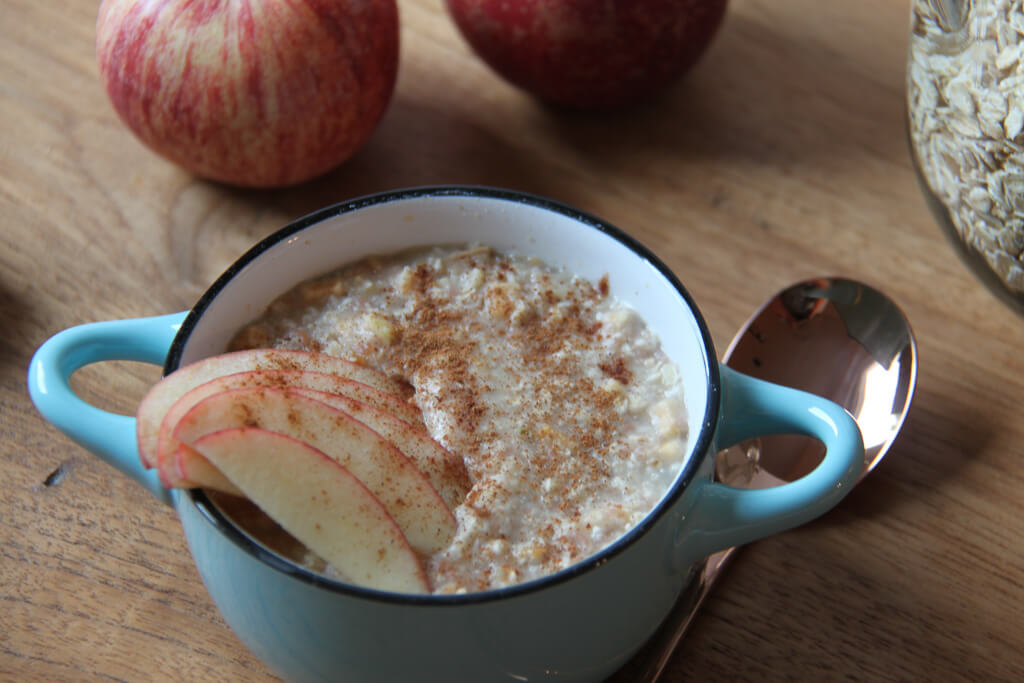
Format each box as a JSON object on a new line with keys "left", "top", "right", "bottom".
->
{"left": 907, "top": 0, "right": 1024, "bottom": 316}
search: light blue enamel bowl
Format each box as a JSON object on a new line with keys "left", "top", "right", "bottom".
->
{"left": 28, "top": 187, "right": 863, "bottom": 682}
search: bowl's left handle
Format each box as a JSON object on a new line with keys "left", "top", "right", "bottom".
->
{"left": 27, "top": 312, "right": 188, "bottom": 505}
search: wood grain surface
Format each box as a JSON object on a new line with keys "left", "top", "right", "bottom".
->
{"left": 3, "top": 0, "right": 1023, "bottom": 680}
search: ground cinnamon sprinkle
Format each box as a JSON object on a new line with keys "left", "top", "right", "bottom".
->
{"left": 229, "top": 245, "right": 688, "bottom": 593}
{"left": 599, "top": 357, "right": 633, "bottom": 385}
{"left": 399, "top": 302, "right": 486, "bottom": 438}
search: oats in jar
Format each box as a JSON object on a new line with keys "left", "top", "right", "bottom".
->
{"left": 908, "top": 0, "right": 1024, "bottom": 293}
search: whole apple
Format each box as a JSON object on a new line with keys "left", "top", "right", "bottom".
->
{"left": 444, "top": 0, "right": 727, "bottom": 109}
{"left": 96, "top": 0, "right": 399, "bottom": 188}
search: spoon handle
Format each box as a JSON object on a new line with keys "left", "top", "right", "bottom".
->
{"left": 636, "top": 458, "right": 793, "bottom": 678}
{"left": 637, "top": 547, "right": 737, "bottom": 681}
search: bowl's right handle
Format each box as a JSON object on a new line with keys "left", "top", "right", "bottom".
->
{"left": 671, "top": 364, "right": 864, "bottom": 570}
{"left": 27, "top": 312, "right": 188, "bottom": 505}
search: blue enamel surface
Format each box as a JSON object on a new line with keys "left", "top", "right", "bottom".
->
{"left": 27, "top": 312, "right": 187, "bottom": 504}
{"left": 179, "top": 491, "right": 692, "bottom": 683}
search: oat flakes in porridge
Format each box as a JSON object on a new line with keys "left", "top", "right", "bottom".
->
{"left": 227, "top": 245, "right": 688, "bottom": 594}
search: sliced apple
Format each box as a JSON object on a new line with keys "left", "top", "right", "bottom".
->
{"left": 291, "top": 388, "right": 471, "bottom": 510}
{"left": 173, "top": 386, "right": 456, "bottom": 555}
{"left": 137, "top": 348, "right": 411, "bottom": 468}
{"left": 170, "top": 444, "right": 241, "bottom": 494}
{"left": 166, "top": 381, "right": 470, "bottom": 506}
{"left": 190, "top": 428, "right": 429, "bottom": 594}
{"left": 155, "top": 368, "right": 423, "bottom": 491}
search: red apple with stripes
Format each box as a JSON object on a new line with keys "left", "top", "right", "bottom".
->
{"left": 96, "top": 0, "right": 399, "bottom": 187}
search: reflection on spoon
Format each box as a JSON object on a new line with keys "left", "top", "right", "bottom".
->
{"left": 623, "top": 277, "right": 918, "bottom": 682}
{"left": 718, "top": 277, "right": 916, "bottom": 485}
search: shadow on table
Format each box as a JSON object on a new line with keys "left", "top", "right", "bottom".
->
{"left": 0, "top": 278, "right": 37, "bottom": 380}
{"left": 534, "top": 12, "right": 908, "bottom": 174}
{"left": 191, "top": 3, "right": 914, "bottom": 241}
{"left": 828, "top": 357, "right": 994, "bottom": 523}
{"left": 205, "top": 92, "right": 588, "bottom": 238}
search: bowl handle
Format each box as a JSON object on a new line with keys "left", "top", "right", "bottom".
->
{"left": 671, "top": 364, "right": 864, "bottom": 570}
{"left": 27, "top": 313, "right": 188, "bottom": 505}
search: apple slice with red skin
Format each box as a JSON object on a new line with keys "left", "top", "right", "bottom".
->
{"left": 289, "top": 388, "right": 471, "bottom": 511}
{"left": 172, "top": 445, "right": 242, "bottom": 496}
{"left": 169, "top": 383, "right": 471, "bottom": 505}
{"left": 137, "top": 348, "right": 411, "bottom": 469}
{"left": 155, "top": 368, "right": 423, "bottom": 491}
{"left": 190, "top": 427, "right": 429, "bottom": 593}
{"left": 173, "top": 386, "right": 456, "bottom": 555}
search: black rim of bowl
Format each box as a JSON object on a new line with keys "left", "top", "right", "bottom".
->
{"left": 166, "top": 184, "right": 721, "bottom": 606}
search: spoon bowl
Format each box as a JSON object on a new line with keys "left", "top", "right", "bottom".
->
{"left": 616, "top": 277, "right": 918, "bottom": 682}
{"left": 717, "top": 277, "right": 917, "bottom": 487}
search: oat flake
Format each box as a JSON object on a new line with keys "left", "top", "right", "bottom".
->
{"left": 908, "top": 0, "right": 1024, "bottom": 293}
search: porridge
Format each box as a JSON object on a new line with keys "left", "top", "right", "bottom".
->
{"left": 226, "top": 245, "right": 688, "bottom": 594}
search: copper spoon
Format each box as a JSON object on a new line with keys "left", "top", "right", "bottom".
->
{"left": 619, "top": 277, "right": 918, "bottom": 681}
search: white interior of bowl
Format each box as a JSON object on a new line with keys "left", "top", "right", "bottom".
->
{"left": 178, "top": 190, "right": 713, "bottom": 475}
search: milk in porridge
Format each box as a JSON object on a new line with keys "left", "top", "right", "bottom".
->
{"left": 226, "top": 245, "right": 688, "bottom": 594}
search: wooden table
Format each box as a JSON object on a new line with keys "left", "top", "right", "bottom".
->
{"left": 3, "top": 0, "right": 1022, "bottom": 680}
